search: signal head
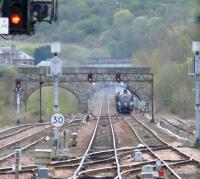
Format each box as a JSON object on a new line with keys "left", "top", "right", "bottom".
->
{"left": 10, "top": 2, "right": 23, "bottom": 26}
{"left": 2, "top": 0, "right": 32, "bottom": 35}
{"left": 88, "top": 73, "right": 94, "bottom": 83}
{"left": 16, "top": 79, "right": 21, "bottom": 89}
{"left": 10, "top": 14, "right": 22, "bottom": 25}
{"left": 116, "top": 73, "right": 121, "bottom": 83}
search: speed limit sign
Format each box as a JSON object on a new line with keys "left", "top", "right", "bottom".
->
{"left": 51, "top": 113, "right": 65, "bottom": 127}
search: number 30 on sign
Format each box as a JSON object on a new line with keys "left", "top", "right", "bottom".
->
{"left": 51, "top": 113, "right": 65, "bottom": 127}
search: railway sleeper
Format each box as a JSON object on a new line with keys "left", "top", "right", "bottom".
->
{"left": 89, "top": 153, "right": 114, "bottom": 160}
{"left": 148, "top": 145, "right": 166, "bottom": 148}
{"left": 143, "top": 134, "right": 150, "bottom": 138}
{"left": 79, "top": 176, "right": 115, "bottom": 179}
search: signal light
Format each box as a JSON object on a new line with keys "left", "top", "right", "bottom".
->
{"left": 10, "top": 2, "right": 22, "bottom": 25}
{"left": 11, "top": 14, "right": 22, "bottom": 25}
{"left": 87, "top": 73, "right": 95, "bottom": 83}
{"left": 116, "top": 73, "right": 121, "bottom": 83}
{"left": 16, "top": 79, "right": 21, "bottom": 89}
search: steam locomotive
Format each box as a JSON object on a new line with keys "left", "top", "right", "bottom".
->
{"left": 115, "top": 89, "right": 134, "bottom": 114}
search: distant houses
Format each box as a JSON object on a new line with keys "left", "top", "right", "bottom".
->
{"left": 0, "top": 46, "right": 34, "bottom": 67}
{"left": 0, "top": 46, "right": 133, "bottom": 68}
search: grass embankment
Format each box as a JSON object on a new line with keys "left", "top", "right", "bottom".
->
{"left": 0, "top": 86, "right": 79, "bottom": 125}
{"left": 26, "top": 86, "right": 79, "bottom": 121}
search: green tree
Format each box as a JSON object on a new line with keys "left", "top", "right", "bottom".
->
{"left": 113, "top": 8, "right": 133, "bottom": 24}
{"left": 194, "top": 0, "right": 200, "bottom": 39}
{"left": 33, "top": 46, "right": 53, "bottom": 65}
{"left": 76, "top": 15, "right": 106, "bottom": 35}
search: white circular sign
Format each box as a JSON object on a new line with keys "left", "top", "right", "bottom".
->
{"left": 51, "top": 113, "right": 65, "bottom": 127}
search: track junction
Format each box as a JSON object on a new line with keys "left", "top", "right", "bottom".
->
{"left": 0, "top": 89, "right": 199, "bottom": 179}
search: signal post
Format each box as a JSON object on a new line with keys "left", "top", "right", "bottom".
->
{"left": 50, "top": 42, "right": 63, "bottom": 154}
{"left": 191, "top": 41, "right": 200, "bottom": 147}
{"left": 14, "top": 79, "right": 23, "bottom": 125}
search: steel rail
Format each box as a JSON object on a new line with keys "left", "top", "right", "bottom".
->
{"left": 53, "top": 146, "right": 174, "bottom": 170}
{"left": 55, "top": 156, "right": 116, "bottom": 169}
{"left": 0, "top": 123, "right": 48, "bottom": 139}
{"left": 78, "top": 159, "right": 161, "bottom": 176}
{"left": 0, "top": 136, "right": 46, "bottom": 162}
{"left": 67, "top": 114, "right": 79, "bottom": 124}
{"left": 0, "top": 165, "right": 37, "bottom": 173}
{"left": 158, "top": 115, "right": 190, "bottom": 127}
{"left": 131, "top": 114, "right": 200, "bottom": 162}
{"left": 51, "top": 146, "right": 144, "bottom": 166}
{"left": 0, "top": 122, "right": 48, "bottom": 134}
{"left": 0, "top": 166, "right": 37, "bottom": 175}
{"left": 174, "top": 117, "right": 191, "bottom": 126}
{"left": 77, "top": 158, "right": 196, "bottom": 177}
{"left": 109, "top": 117, "right": 122, "bottom": 179}
{"left": 61, "top": 114, "right": 85, "bottom": 129}
{"left": 0, "top": 158, "right": 195, "bottom": 176}
{"left": 69, "top": 104, "right": 102, "bottom": 179}
{"left": 117, "top": 159, "right": 197, "bottom": 178}
{"left": 0, "top": 125, "right": 51, "bottom": 152}
{"left": 52, "top": 145, "right": 171, "bottom": 166}
{"left": 108, "top": 97, "right": 122, "bottom": 179}
{"left": 157, "top": 116, "right": 193, "bottom": 135}
{"left": 0, "top": 114, "right": 83, "bottom": 168}
{"left": 0, "top": 126, "right": 37, "bottom": 140}
{"left": 122, "top": 115, "right": 182, "bottom": 179}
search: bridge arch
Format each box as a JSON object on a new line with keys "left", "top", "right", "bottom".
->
{"left": 24, "top": 83, "right": 84, "bottom": 114}
{"left": 26, "top": 84, "right": 80, "bottom": 103}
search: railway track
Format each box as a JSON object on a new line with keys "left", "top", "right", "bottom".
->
{"left": 55, "top": 94, "right": 121, "bottom": 179}
{"left": 0, "top": 125, "right": 51, "bottom": 161}
{"left": 156, "top": 116, "right": 194, "bottom": 139}
{"left": 78, "top": 112, "right": 200, "bottom": 179}
{"left": 74, "top": 112, "right": 196, "bottom": 178}
{"left": 51, "top": 109, "right": 200, "bottom": 178}
{"left": 0, "top": 114, "right": 87, "bottom": 174}
{"left": 73, "top": 114, "right": 119, "bottom": 178}
{"left": 119, "top": 113, "right": 200, "bottom": 179}
{"left": 0, "top": 122, "right": 48, "bottom": 140}
{"left": 3, "top": 93, "right": 198, "bottom": 178}
{"left": 123, "top": 115, "right": 166, "bottom": 147}
{"left": 66, "top": 95, "right": 113, "bottom": 178}
{"left": 0, "top": 122, "right": 51, "bottom": 170}
{"left": 52, "top": 93, "right": 183, "bottom": 178}
{"left": 54, "top": 93, "right": 141, "bottom": 178}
